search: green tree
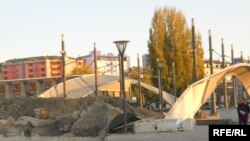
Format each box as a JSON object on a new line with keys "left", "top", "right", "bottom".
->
{"left": 196, "top": 33, "right": 205, "bottom": 79}
{"left": 71, "top": 63, "right": 94, "bottom": 75}
{"left": 148, "top": 6, "right": 204, "bottom": 97}
{"left": 148, "top": 9, "right": 169, "bottom": 91}
{"left": 125, "top": 66, "right": 158, "bottom": 105}
{"left": 125, "top": 66, "right": 152, "bottom": 86}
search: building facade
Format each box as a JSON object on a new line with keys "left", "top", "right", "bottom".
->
{"left": 142, "top": 54, "right": 150, "bottom": 67}
{"left": 82, "top": 51, "right": 130, "bottom": 76}
{"left": 1, "top": 56, "right": 83, "bottom": 80}
{"left": 204, "top": 59, "right": 231, "bottom": 77}
{"left": 0, "top": 75, "right": 79, "bottom": 101}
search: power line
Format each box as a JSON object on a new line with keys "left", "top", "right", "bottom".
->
{"left": 212, "top": 49, "right": 222, "bottom": 57}
{"left": 204, "top": 49, "right": 210, "bottom": 54}
{"left": 224, "top": 55, "right": 231, "bottom": 58}
{"left": 212, "top": 49, "right": 231, "bottom": 59}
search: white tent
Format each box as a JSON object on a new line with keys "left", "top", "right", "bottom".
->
{"left": 39, "top": 74, "right": 175, "bottom": 105}
{"left": 165, "top": 63, "right": 250, "bottom": 120}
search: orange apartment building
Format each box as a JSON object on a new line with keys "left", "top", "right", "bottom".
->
{"left": 1, "top": 56, "right": 83, "bottom": 80}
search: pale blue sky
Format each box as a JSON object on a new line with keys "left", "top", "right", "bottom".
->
{"left": 0, "top": 0, "right": 249, "bottom": 66}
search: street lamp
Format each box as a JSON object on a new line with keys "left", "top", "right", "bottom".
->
{"left": 157, "top": 59, "right": 163, "bottom": 114}
{"left": 113, "top": 40, "right": 129, "bottom": 133}
{"left": 60, "top": 34, "right": 66, "bottom": 98}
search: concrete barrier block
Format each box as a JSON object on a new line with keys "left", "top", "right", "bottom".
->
{"left": 133, "top": 120, "right": 156, "bottom": 133}
{"left": 155, "top": 119, "right": 178, "bottom": 132}
{"left": 182, "top": 119, "right": 195, "bottom": 131}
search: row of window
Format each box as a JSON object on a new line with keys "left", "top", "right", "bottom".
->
{"left": 28, "top": 62, "right": 46, "bottom": 66}
{"left": 28, "top": 68, "right": 46, "bottom": 73}
{"left": 0, "top": 81, "right": 53, "bottom": 93}
{"left": 205, "top": 63, "right": 231, "bottom": 68}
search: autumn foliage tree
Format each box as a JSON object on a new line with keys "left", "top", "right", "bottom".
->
{"left": 71, "top": 63, "right": 94, "bottom": 75}
{"left": 148, "top": 6, "right": 204, "bottom": 97}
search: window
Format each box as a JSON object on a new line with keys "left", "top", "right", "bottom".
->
{"left": 0, "top": 85, "right": 5, "bottom": 93}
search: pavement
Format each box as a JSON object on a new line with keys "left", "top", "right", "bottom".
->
{"left": 0, "top": 108, "right": 245, "bottom": 141}
{"left": 105, "top": 108, "right": 242, "bottom": 141}
{"left": 105, "top": 126, "right": 209, "bottom": 141}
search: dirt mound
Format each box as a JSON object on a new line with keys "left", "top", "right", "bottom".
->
{"left": 128, "top": 105, "right": 164, "bottom": 119}
{"left": 0, "top": 95, "right": 162, "bottom": 120}
{"left": 0, "top": 95, "right": 163, "bottom": 137}
{"left": 0, "top": 97, "right": 93, "bottom": 119}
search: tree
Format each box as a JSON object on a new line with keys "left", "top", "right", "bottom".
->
{"left": 125, "top": 66, "right": 158, "bottom": 105}
{"left": 125, "top": 66, "right": 152, "bottom": 86}
{"left": 148, "top": 6, "right": 204, "bottom": 97}
{"left": 71, "top": 63, "right": 94, "bottom": 75}
{"left": 196, "top": 33, "right": 205, "bottom": 79}
{"left": 148, "top": 9, "right": 169, "bottom": 91}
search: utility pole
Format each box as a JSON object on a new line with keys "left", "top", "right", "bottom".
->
{"left": 191, "top": 19, "right": 197, "bottom": 82}
{"left": 159, "top": 63, "right": 163, "bottom": 114}
{"left": 231, "top": 45, "right": 237, "bottom": 107}
{"left": 94, "top": 43, "right": 98, "bottom": 96}
{"left": 60, "top": 34, "right": 66, "bottom": 98}
{"left": 240, "top": 51, "right": 245, "bottom": 98}
{"left": 241, "top": 51, "right": 243, "bottom": 62}
{"left": 157, "top": 59, "right": 163, "bottom": 114}
{"left": 221, "top": 38, "right": 228, "bottom": 109}
{"left": 157, "top": 59, "right": 161, "bottom": 111}
{"left": 209, "top": 30, "right": 217, "bottom": 114}
{"left": 137, "top": 54, "right": 142, "bottom": 108}
{"left": 173, "top": 62, "right": 176, "bottom": 102}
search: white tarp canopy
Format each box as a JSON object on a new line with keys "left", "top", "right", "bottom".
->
{"left": 165, "top": 63, "right": 250, "bottom": 120}
{"left": 39, "top": 74, "right": 120, "bottom": 98}
{"left": 39, "top": 74, "right": 175, "bottom": 105}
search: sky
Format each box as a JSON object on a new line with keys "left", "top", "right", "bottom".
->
{"left": 0, "top": 0, "right": 249, "bottom": 66}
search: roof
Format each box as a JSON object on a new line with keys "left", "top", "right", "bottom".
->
{"left": 4, "top": 55, "right": 76, "bottom": 63}
{"left": 39, "top": 74, "right": 175, "bottom": 105}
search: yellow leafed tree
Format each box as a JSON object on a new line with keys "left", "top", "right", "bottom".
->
{"left": 71, "top": 63, "right": 94, "bottom": 75}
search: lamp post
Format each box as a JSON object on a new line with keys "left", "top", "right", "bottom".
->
{"left": 113, "top": 40, "right": 129, "bottom": 133}
{"left": 60, "top": 34, "right": 66, "bottom": 98}
{"left": 157, "top": 59, "right": 163, "bottom": 114}
{"left": 137, "top": 53, "right": 142, "bottom": 108}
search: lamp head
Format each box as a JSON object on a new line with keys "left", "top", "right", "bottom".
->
{"left": 158, "top": 60, "right": 163, "bottom": 68}
{"left": 113, "top": 40, "right": 129, "bottom": 56}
